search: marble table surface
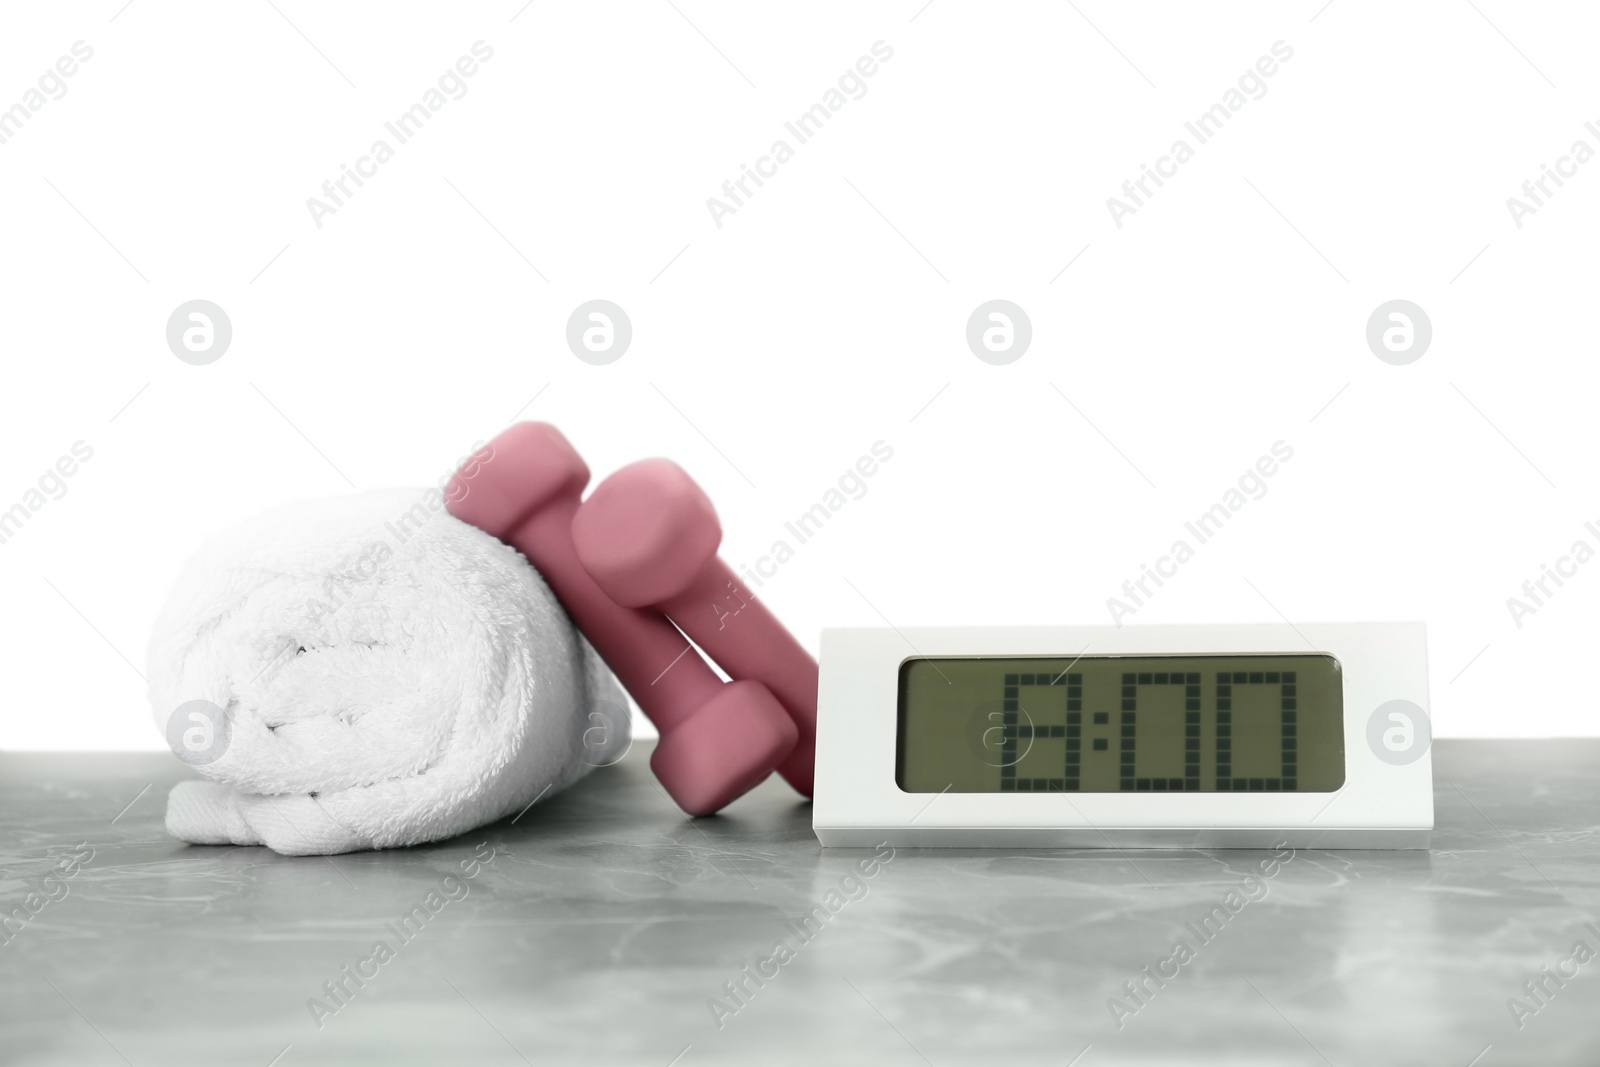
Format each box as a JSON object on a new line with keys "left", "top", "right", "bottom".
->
{"left": 1, "top": 739, "right": 1597, "bottom": 1066}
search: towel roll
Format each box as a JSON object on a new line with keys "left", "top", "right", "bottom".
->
{"left": 146, "top": 488, "right": 628, "bottom": 855}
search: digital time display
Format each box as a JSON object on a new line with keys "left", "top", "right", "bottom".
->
{"left": 897, "top": 654, "right": 1345, "bottom": 793}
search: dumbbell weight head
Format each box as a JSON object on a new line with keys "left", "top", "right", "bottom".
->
{"left": 569, "top": 459, "right": 721, "bottom": 608}
{"left": 653, "top": 680, "right": 797, "bottom": 816}
{"left": 445, "top": 422, "right": 589, "bottom": 543}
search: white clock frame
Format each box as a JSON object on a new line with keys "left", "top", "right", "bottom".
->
{"left": 812, "top": 623, "right": 1433, "bottom": 850}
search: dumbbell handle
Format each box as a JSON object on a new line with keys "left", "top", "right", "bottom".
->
{"left": 655, "top": 563, "right": 817, "bottom": 783}
{"left": 503, "top": 499, "right": 714, "bottom": 732}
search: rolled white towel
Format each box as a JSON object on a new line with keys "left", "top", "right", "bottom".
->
{"left": 146, "top": 488, "right": 629, "bottom": 856}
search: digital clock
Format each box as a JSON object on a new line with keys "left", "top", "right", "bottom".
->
{"left": 812, "top": 624, "right": 1432, "bottom": 849}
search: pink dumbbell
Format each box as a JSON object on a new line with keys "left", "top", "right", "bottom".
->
{"left": 570, "top": 460, "right": 818, "bottom": 797}
{"left": 445, "top": 422, "right": 797, "bottom": 816}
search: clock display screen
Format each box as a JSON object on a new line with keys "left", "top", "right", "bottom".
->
{"left": 897, "top": 655, "right": 1344, "bottom": 793}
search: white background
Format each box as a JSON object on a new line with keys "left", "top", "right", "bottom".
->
{"left": 1, "top": 1, "right": 1595, "bottom": 750}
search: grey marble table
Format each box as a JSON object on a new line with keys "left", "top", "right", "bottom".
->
{"left": 1, "top": 740, "right": 1597, "bottom": 1066}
